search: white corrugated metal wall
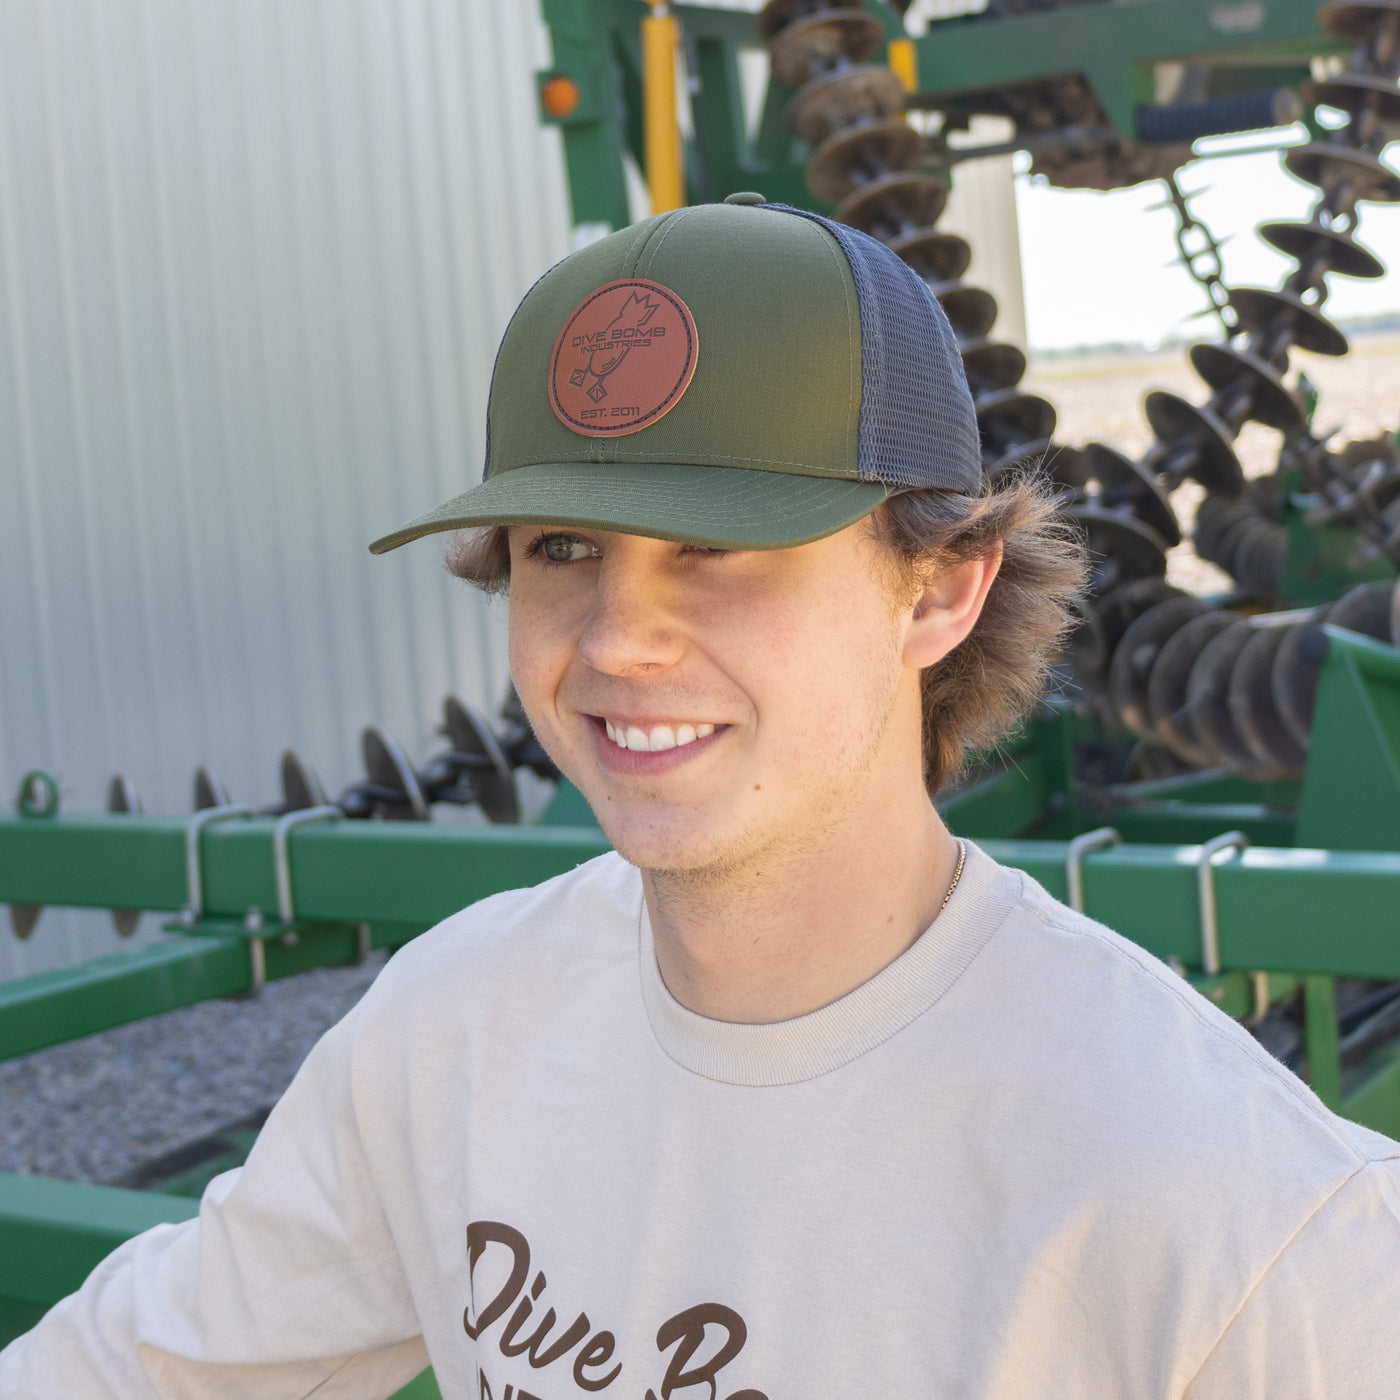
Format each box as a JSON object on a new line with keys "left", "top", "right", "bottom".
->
{"left": 0, "top": 0, "right": 1026, "bottom": 980}
{"left": 0, "top": 0, "right": 571, "bottom": 977}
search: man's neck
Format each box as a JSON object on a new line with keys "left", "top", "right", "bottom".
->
{"left": 641, "top": 782, "right": 960, "bottom": 1025}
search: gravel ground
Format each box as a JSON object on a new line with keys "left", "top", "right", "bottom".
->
{"left": 0, "top": 951, "right": 386, "bottom": 1184}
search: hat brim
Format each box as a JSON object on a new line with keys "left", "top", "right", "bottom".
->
{"left": 368, "top": 461, "right": 893, "bottom": 554}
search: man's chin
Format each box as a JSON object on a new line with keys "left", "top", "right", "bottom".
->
{"left": 594, "top": 811, "right": 745, "bottom": 880}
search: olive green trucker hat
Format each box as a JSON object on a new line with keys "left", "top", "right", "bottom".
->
{"left": 369, "top": 196, "right": 980, "bottom": 555}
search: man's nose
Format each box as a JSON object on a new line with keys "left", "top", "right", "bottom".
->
{"left": 575, "top": 554, "right": 686, "bottom": 678}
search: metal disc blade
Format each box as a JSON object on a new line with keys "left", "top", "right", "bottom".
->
{"left": 1193, "top": 493, "right": 1253, "bottom": 566}
{"left": 107, "top": 774, "right": 142, "bottom": 814}
{"left": 806, "top": 119, "right": 924, "bottom": 204}
{"left": 1226, "top": 286, "right": 1349, "bottom": 357}
{"left": 1272, "top": 610, "right": 1331, "bottom": 751}
{"left": 1229, "top": 519, "right": 1287, "bottom": 599}
{"left": 886, "top": 228, "right": 971, "bottom": 283}
{"left": 444, "top": 697, "right": 520, "bottom": 824}
{"left": 1108, "top": 596, "right": 1208, "bottom": 734}
{"left": 785, "top": 66, "right": 906, "bottom": 144}
{"left": 960, "top": 338, "right": 1027, "bottom": 394}
{"left": 10, "top": 905, "right": 41, "bottom": 940}
{"left": 1229, "top": 618, "right": 1309, "bottom": 779}
{"left": 1064, "top": 505, "right": 1170, "bottom": 593}
{"left": 758, "top": 0, "right": 861, "bottom": 42}
{"left": 1041, "top": 441, "right": 1089, "bottom": 491}
{"left": 836, "top": 172, "right": 948, "bottom": 237}
{"left": 769, "top": 11, "right": 885, "bottom": 90}
{"left": 1146, "top": 611, "right": 1241, "bottom": 767}
{"left": 1284, "top": 144, "right": 1400, "bottom": 204}
{"left": 1189, "top": 343, "right": 1305, "bottom": 433}
{"left": 975, "top": 388, "right": 1057, "bottom": 450}
{"left": 1070, "top": 576, "right": 1184, "bottom": 689}
{"left": 1144, "top": 391, "right": 1245, "bottom": 496}
{"left": 1257, "top": 220, "right": 1385, "bottom": 279}
{"left": 107, "top": 774, "right": 144, "bottom": 935}
{"left": 362, "top": 726, "right": 430, "bottom": 820}
{"left": 280, "top": 750, "right": 329, "bottom": 812}
{"left": 1082, "top": 442, "right": 1181, "bottom": 546}
{"left": 1329, "top": 579, "right": 1398, "bottom": 641}
{"left": 984, "top": 435, "right": 1053, "bottom": 480}
{"left": 192, "top": 767, "right": 230, "bottom": 811}
{"left": 925, "top": 280, "right": 999, "bottom": 339}
{"left": 1301, "top": 73, "right": 1400, "bottom": 124}
{"left": 1182, "top": 618, "right": 1271, "bottom": 776}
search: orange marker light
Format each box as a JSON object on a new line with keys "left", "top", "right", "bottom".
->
{"left": 541, "top": 74, "right": 580, "bottom": 120}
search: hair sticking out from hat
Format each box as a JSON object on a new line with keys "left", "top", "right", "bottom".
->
{"left": 868, "top": 471, "right": 1087, "bottom": 795}
{"left": 445, "top": 469, "right": 1087, "bottom": 796}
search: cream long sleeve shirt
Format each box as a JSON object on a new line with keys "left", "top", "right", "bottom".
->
{"left": 4, "top": 842, "right": 1400, "bottom": 1398}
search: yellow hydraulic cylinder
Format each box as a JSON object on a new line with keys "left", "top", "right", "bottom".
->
{"left": 887, "top": 37, "right": 918, "bottom": 95}
{"left": 643, "top": 4, "right": 685, "bottom": 214}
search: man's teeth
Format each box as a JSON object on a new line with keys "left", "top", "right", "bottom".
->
{"left": 603, "top": 720, "right": 716, "bottom": 752}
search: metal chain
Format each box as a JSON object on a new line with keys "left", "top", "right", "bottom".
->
{"left": 1161, "top": 169, "right": 1237, "bottom": 339}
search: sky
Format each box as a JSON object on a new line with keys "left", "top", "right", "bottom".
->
{"left": 1014, "top": 128, "right": 1400, "bottom": 352}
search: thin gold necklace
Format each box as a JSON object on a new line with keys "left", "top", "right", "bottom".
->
{"left": 940, "top": 839, "right": 967, "bottom": 915}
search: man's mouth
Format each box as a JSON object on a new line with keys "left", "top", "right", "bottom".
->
{"left": 602, "top": 719, "right": 718, "bottom": 753}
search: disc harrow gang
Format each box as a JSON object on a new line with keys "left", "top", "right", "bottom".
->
{"left": 758, "top": 0, "right": 1061, "bottom": 480}
{"left": 1061, "top": 0, "right": 1400, "bottom": 781}
{"left": 171, "top": 693, "right": 559, "bottom": 830}
{"left": 1093, "top": 579, "right": 1400, "bottom": 782}
{"left": 757, "top": 1, "right": 1400, "bottom": 787}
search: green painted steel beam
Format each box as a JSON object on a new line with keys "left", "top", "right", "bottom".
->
{"left": 1298, "top": 627, "right": 1400, "bottom": 852}
{"left": 7, "top": 818, "right": 1400, "bottom": 984}
{"left": 0, "top": 823, "right": 610, "bottom": 1060}
{"left": 938, "top": 753, "right": 1048, "bottom": 838}
{"left": 979, "top": 840, "right": 1400, "bottom": 979}
{"left": 0, "top": 921, "right": 431, "bottom": 1062}
{"left": 0, "top": 1173, "right": 195, "bottom": 1310}
{"left": 0, "top": 819, "right": 610, "bottom": 925}
{"left": 1282, "top": 515, "right": 1396, "bottom": 608}
{"left": 1108, "top": 769, "right": 1301, "bottom": 808}
{"left": 0, "top": 937, "right": 248, "bottom": 1061}
{"left": 1342, "top": 1042, "right": 1400, "bottom": 1140}
{"left": 1105, "top": 802, "right": 1296, "bottom": 847}
{"left": 0, "top": 1172, "right": 446, "bottom": 1397}
{"left": 912, "top": 0, "right": 1340, "bottom": 134}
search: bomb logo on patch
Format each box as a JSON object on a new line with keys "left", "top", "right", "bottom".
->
{"left": 549, "top": 278, "right": 698, "bottom": 437}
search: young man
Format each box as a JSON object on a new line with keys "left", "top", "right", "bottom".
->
{"left": 6, "top": 197, "right": 1400, "bottom": 1398}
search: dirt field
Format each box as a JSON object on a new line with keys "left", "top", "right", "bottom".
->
{"left": 1026, "top": 334, "right": 1400, "bottom": 592}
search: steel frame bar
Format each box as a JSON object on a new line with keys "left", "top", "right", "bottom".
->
{"left": 911, "top": 0, "right": 1343, "bottom": 135}
{"left": 0, "top": 820, "right": 610, "bottom": 927}
{"left": 0, "top": 1168, "right": 443, "bottom": 1390}
{"left": 5, "top": 820, "right": 1400, "bottom": 999}
{"left": 0, "top": 824, "right": 611, "bottom": 1060}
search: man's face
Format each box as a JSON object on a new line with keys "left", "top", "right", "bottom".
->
{"left": 506, "top": 521, "right": 929, "bottom": 876}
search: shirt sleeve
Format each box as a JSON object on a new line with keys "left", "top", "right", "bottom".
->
{"left": 0, "top": 991, "right": 429, "bottom": 1400}
{"left": 1183, "top": 1154, "right": 1400, "bottom": 1399}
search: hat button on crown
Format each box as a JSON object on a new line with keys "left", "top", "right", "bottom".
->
{"left": 722, "top": 191, "right": 766, "bottom": 206}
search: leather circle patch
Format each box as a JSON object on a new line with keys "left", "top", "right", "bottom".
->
{"left": 549, "top": 278, "right": 699, "bottom": 437}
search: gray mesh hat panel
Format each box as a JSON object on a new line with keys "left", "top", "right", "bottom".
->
{"left": 764, "top": 204, "right": 982, "bottom": 493}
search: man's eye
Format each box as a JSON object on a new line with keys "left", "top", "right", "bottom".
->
{"left": 540, "top": 535, "right": 593, "bottom": 563}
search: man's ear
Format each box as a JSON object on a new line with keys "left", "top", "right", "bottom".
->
{"left": 903, "top": 544, "right": 1003, "bottom": 669}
